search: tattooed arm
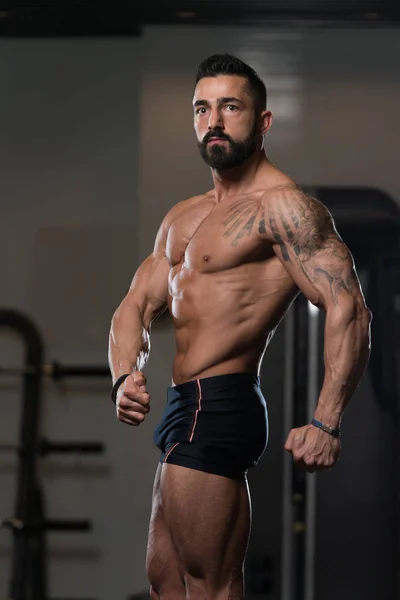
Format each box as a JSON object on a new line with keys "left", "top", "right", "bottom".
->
{"left": 263, "top": 186, "right": 372, "bottom": 471}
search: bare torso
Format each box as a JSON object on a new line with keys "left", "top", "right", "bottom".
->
{"left": 166, "top": 175, "right": 300, "bottom": 385}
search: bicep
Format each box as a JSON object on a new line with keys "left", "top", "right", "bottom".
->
{"left": 276, "top": 234, "right": 362, "bottom": 310}
{"left": 268, "top": 192, "right": 365, "bottom": 310}
{"left": 123, "top": 214, "right": 170, "bottom": 325}
{"left": 126, "top": 253, "right": 169, "bottom": 326}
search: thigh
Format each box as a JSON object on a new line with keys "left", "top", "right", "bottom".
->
{"left": 146, "top": 465, "right": 186, "bottom": 597}
{"left": 160, "top": 463, "right": 251, "bottom": 586}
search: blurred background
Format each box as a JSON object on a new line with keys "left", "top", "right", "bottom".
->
{"left": 0, "top": 1, "right": 400, "bottom": 599}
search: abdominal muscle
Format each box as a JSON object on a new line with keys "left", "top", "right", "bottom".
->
{"left": 168, "top": 262, "right": 298, "bottom": 385}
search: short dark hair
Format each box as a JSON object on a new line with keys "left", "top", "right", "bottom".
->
{"left": 195, "top": 54, "right": 267, "bottom": 112}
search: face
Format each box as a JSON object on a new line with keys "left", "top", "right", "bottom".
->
{"left": 193, "top": 75, "right": 267, "bottom": 171}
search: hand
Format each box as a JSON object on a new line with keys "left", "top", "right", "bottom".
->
{"left": 284, "top": 424, "right": 341, "bottom": 473}
{"left": 116, "top": 371, "right": 150, "bottom": 426}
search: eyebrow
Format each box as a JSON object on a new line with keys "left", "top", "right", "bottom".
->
{"left": 193, "top": 96, "right": 244, "bottom": 108}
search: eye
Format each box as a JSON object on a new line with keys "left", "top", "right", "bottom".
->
{"left": 196, "top": 107, "right": 207, "bottom": 115}
{"left": 226, "top": 104, "right": 239, "bottom": 112}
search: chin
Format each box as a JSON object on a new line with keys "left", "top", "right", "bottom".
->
{"left": 208, "top": 148, "right": 230, "bottom": 160}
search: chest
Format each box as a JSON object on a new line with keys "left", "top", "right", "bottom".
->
{"left": 165, "top": 199, "right": 272, "bottom": 271}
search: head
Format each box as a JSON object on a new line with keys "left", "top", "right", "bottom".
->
{"left": 193, "top": 54, "right": 272, "bottom": 171}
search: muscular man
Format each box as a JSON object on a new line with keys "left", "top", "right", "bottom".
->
{"left": 108, "top": 54, "right": 371, "bottom": 599}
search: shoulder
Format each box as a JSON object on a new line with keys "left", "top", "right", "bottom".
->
{"left": 157, "top": 192, "right": 213, "bottom": 235}
{"left": 153, "top": 193, "right": 210, "bottom": 251}
{"left": 163, "top": 192, "right": 211, "bottom": 227}
{"left": 261, "top": 184, "right": 334, "bottom": 232}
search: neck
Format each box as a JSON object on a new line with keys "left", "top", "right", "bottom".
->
{"left": 211, "top": 150, "right": 270, "bottom": 202}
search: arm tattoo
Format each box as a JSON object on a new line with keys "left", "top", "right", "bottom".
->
{"left": 266, "top": 187, "right": 358, "bottom": 305}
{"left": 258, "top": 207, "right": 267, "bottom": 235}
{"left": 268, "top": 209, "right": 290, "bottom": 261}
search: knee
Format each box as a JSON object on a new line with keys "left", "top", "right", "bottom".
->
{"left": 149, "top": 585, "right": 160, "bottom": 599}
{"left": 185, "top": 571, "right": 244, "bottom": 600}
{"left": 184, "top": 575, "right": 207, "bottom": 599}
{"left": 185, "top": 574, "right": 218, "bottom": 599}
{"left": 146, "top": 557, "right": 186, "bottom": 600}
{"left": 149, "top": 583, "right": 184, "bottom": 600}
{"left": 148, "top": 582, "right": 179, "bottom": 600}
{"left": 146, "top": 560, "right": 163, "bottom": 598}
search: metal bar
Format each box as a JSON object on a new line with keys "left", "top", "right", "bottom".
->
{"left": 39, "top": 439, "right": 104, "bottom": 455}
{"left": 0, "top": 309, "right": 44, "bottom": 600}
{"left": 292, "top": 296, "right": 309, "bottom": 600}
{"left": 47, "top": 362, "right": 110, "bottom": 380}
{"left": 0, "top": 444, "right": 18, "bottom": 452}
{"left": 281, "top": 304, "right": 295, "bottom": 600}
{"left": 0, "top": 439, "right": 105, "bottom": 455}
{"left": 0, "top": 362, "right": 110, "bottom": 379}
{"left": 44, "top": 520, "right": 91, "bottom": 532}
{"left": 304, "top": 301, "right": 320, "bottom": 600}
{"left": 30, "top": 484, "right": 47, "bottom": 600}
{"left": 1, "top": 518, "right": 91, "bottom": 532}
{"left": 0, "top": 515, "right": 92, "bottom": 534}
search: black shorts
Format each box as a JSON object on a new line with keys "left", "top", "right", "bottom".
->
{"left": 153, "top": 372, "right": 269, "bottom": 480}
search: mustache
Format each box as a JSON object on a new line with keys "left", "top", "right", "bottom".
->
{"left": 203, "top": 129, "right": 232, "bottom": 145}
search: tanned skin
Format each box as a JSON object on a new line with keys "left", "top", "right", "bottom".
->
{"left": 108, "top": 73, "right": 371, "bottom": 599}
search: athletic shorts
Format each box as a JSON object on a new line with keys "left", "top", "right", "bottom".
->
{"left": 153, "top": 372, "right": 269, "bottom": 480}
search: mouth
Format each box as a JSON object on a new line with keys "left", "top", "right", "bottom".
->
{"left": 207, "top": 137, "right": 228, "bottom": 145}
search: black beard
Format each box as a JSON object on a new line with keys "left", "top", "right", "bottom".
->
{"left": 198, "top": 127, "right": 258, "bottom": 170}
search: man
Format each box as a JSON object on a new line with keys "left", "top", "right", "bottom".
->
{"left": 108, "top": 54, "right": 371, "bottom": 599}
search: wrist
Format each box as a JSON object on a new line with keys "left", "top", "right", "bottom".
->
{"left": 113, "top": 362, "right": 136, "bottom": 385}
{"left": 311, "top": 418, "right": 341, "bottom": 439}
{"left": 111, "top": 373, "right": 131, "bottom": 405}
{"left": 313, "top": 408, "right": 342, "bottom": 430}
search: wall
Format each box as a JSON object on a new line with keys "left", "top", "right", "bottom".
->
{"left": 0, "top": 38, "right": 142, "bottom": 599}
{"left": 0, "top": 23, "right": 399, "bottom": 599}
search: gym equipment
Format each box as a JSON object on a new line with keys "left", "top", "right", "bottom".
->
{"left": 0, "top": 361, "right": 109, "bottom": 380}
{"left": 0, "top": 439, "right": 104, "bottom": 455}
{"left": 0, "top": 309, "right": 108, "bottom": 600}
{"left": 280, "top": 187, "right": 400, "bottom": 600}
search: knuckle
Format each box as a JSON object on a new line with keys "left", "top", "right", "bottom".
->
{"left": 118, "top": 397, "right": 131, "bottom": 409}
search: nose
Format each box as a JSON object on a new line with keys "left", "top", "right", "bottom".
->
{"left": 208, "top": 108, "right": 224, "bottom": 131}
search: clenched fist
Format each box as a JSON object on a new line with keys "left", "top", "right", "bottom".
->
{"left": 284, "top": 424, "right": 341, "bottom": 473}
{"left": 116, "top": 371, "right": 150, "bottom": 426}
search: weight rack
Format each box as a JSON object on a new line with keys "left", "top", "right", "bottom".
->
{"left": 0, "top": 308, "right": 110, "bottom": 600}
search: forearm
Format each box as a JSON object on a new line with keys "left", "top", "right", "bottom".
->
{"left": 108, "top": 297, "right": 150, "bottom": 384}
{"left": 314, "top": 302, "right": 372, "bottom": 429}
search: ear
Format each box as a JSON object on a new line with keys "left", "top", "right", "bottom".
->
{"left": 260, "top": 110, "right": 273, "bottom": 135}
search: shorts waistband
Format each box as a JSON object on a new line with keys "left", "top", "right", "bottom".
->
{"left": 169, "top": 372, "right": 260, "bottom": 395}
